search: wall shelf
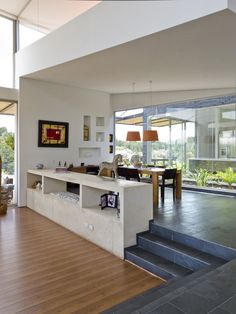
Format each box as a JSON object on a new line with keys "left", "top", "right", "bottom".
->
{"left": 79, "top": 147, "right": 101, "bottom": 158}
{"left": 79, "top": 114, "right": 109, "bottom": 163}
{"left": 96, "top": 132, "right": 105, "bottom": 142}
{"left": 96, "top": 117, "right": 105, "bottom": 127}
{"left": 83, "top": 115, "right": 91, "bottom": 141}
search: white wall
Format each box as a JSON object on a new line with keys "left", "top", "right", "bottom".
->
{"left": 16, "top": 0, "right": 228, "bottom": 78}
{"left": 229, "top": 0, "right": 236, "bottom": 13}
{"left": 18, "top": 78, "right": 112, "bottom": 206}
{"left": 111, "top": 88, "right": 236, "bottom": 112}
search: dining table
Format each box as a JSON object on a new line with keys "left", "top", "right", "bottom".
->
{"left": 137, "top": 167, "right": 182, "bottom": 207}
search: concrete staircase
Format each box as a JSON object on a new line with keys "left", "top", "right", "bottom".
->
{"left": 124, "top": 222, "right": 234, "bottom": 281}
{"left": 103, "top": 222, "right": 236, "bottom": 314}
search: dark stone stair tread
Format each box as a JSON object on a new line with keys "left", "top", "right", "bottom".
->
{"left": 140, "top": 233, "right": 225, "bottom": 266}
{"left": 150, "top": 223, "right": 236, "bottom": 262}
{"left": 126, "top": 246, "right": 192, "bottom": 278}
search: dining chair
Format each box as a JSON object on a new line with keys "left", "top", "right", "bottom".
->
{"left": 117, "top": 167, "right": 129, "bottom": 180}
{"left": 117, "top": 167, "right": 140, "bottom": 182}
{"left": 127, "top": 168, "right": 141, "bottom": 182}
{"left": 159, "top": 168, "right": 177, "bottom": 202}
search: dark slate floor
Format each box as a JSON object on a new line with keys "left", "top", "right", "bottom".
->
{"left": 154, "top": 190, "right": 236, "bottom": 249}
{"left": 132, "top": 259, "right": 236, "bottom": 314}
{"left": 104, "top": 190, "right": 236, "bottom": 314}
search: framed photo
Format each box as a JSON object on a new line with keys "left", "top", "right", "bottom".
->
{"left": 101, "top": 194, "right": 107, "bottom": 209}
{"left": 38, "top": 120, "right": 69, "bottom": 148}
{"left": 100, "top": 193, "right": 118, "bottom": 209}
{"left": 107, "top": 194, "right": 117, "bottom": 208}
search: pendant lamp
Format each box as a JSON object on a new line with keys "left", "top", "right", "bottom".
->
{"left": 126, "top": 131, "right": 141, "bottom": 141}
{"left": 126, "top": 82, "right": 141, "bottom": 142}
{"left": 143, "top": 130, "right": 158, "bottom": 141}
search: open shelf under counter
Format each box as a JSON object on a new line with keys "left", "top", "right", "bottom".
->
{"left": 27, "top": 169, "right": 153, "bottom": 259}
{"left": 27, "top": 172, "right": 43, "bottom": 189}
{"left": 49, "top": 191, "right": 80, "bottom": 206}
{"left": 82, "top": 205, "right": 119, "bottom": 221}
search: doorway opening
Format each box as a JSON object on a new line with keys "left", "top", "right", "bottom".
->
{"left": 0, "top": 100, "right": 17, "bottom": 204}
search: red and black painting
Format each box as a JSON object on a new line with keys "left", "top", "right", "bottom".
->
{"left": 38, "top": 120, "right": 69, "bottom": 148}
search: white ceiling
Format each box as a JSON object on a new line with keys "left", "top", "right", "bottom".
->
{"left": 26, "top": 9, "right": 236, "bottom": 94}
{"left": 0, "top": 0, "right": 100, "bottom": 32}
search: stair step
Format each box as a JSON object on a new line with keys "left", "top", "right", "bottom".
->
{"left": 125, "top": 246, "right": 192, "bottom": 281}
{"left": 138, "top": 233, "right": 225, "bottom": 271}
{"left": 150, "top": 223, "right": 236, "bottom": 261}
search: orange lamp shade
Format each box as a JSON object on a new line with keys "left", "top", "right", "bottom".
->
{"left": 143, "top": 130, "right": 159, "bottom": 141}
{"left": 126, "top": 131, "right": 141, "bottom": 141}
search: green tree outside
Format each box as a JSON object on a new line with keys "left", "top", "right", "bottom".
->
{"left": 0, "top": 127, "right": 14, "bottom": 175}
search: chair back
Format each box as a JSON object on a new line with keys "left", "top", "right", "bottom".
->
{"left": 86, "top": 166, "right": 99, "bottom": 175}
{"left": 127, "top": 168, "right": 140, "bottom": 182}
{"left": 117, "top": 167, "right": 140, "bottom": 182}
{"left": 163, "top": 168, "right": 177, "bottom": 180}
{"left": 117, "top": 167, "right": 129, "bottom": 179}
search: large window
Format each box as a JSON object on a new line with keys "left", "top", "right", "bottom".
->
{"left": 0, "top": 16, "right": 46, "bottom": 88}
{"left": 19, "top": 24, "right": 45, "bottom": 50}
{"left": 115, "top": 101, "right": 236, "bottom": 191}
{"left": 0, "top": 16, "right": 14, "bottom": 88}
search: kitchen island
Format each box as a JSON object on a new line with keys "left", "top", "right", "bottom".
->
{"left": 27, "top": 169, "right": 153, "bottom": 258}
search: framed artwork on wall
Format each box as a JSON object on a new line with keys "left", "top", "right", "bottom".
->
{"left": 38, "top": 120, "right": 69, "bottom": 148}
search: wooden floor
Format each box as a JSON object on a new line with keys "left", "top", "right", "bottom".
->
{"left": 0, "top": 207, "right": 163, "bottom": 314}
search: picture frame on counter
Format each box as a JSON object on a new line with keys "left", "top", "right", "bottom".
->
{"left": 100, "top": 193, "right": 118, "bottom": 209}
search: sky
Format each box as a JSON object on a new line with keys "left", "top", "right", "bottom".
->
{"left": 0, "top": 16, "right": 45, "bottom": 88}
{"left": 19, "top": 24, "right": 45, "bottom": 50}
{"left": 0, "top": 17, "right": 13, "bottom": 88}
{"left": 0, "top": 16, "right": 44, "bottom": 134}
{"left": 0, "top": 115, "right": 15, "bottom": 133}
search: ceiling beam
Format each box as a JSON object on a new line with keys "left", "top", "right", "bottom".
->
{"left": 0, "top": 9, "right": 17, "bottom": 20}
{"left": 18, "top": 0, "right": 33, "bottom": 18}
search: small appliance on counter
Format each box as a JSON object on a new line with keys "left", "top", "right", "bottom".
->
{"left": 55, "top": 161, "right": 68, "bottom": 173}
{"left": 36, "top": 163, "right": 44, "bottom": 169}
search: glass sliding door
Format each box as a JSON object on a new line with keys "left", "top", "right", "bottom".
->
{"left": 115, "top": 99, "right": 236, "bottom": 193}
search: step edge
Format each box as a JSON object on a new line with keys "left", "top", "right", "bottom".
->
{"left": 138, "top": 236, "right": 210, "bottom": 267}
{"left": 125, "top": 249, "right": 191, "bottom": 278}
{"left": 150, "top": 223, "right": 236, "bottom": 261}
{"left": 125, "top": 250, "right": 178, "bottom": 280}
